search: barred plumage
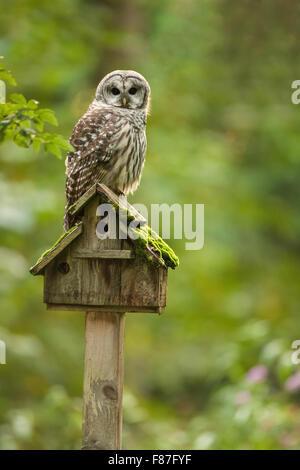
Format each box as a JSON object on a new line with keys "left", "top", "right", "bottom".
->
{"left": 64, "top": 70, "right": 150, "bottom": 231}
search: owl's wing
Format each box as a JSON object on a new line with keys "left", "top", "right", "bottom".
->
{"left": 66, "top": 106, "right": 123, "bottom": 179}
{"left": 64, "top": 106, "right": 126, "bottom": 230}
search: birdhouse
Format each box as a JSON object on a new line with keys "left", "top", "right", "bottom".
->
{"left": 30, "top": 183, "right": 179, "bottom": 314}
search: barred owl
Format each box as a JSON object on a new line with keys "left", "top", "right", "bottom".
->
{"left": 64, "top": 70, "right": 151, "bottom": 231}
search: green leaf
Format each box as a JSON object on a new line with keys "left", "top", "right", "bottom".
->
{"left": 20, "top": 119, "right": 31, "bottom": 128}
{"left": 25, "top": 110, "right": 36, "bottom": 119}
{"left": 27, "top": 99, "right": 39, "bottom": 110}
{"left": 33, "top": 138, "right": 41, "bottom": 153}
{"left": 46, "top": 142, "right": 62, "bottom": 158}
{"left": 33, "top": 118, "right": 44, "bottom": 132}
{"left": 0, "top": 63, "right": 70, "bottom": 159}
{"left": 10, "top": 93, "right": 27, "bottom": 105}
{"left": 52, "top": 134, "right": 74, "bottom": 150}
{"left": 38, "top": 108, "right": 58, "bottom": 126}
{"left": 0, "top": 71, "right": 16, "bottom": 86}
{"left": 14, "top": 133, "right": 30, "bottom": 148}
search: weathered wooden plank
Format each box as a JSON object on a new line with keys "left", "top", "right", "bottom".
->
{"left": 82, "top": 312, "right": 125, "bottom": 450}
{"left": 46, "top": 303, "right": 162, "bottom": 313}
{"left": 159, "top": 267, "right": 168, "bottom": 309}
{"left": 44, "top": 237, "right": 83, "bottom": 305}
{"left": 95, "top": 183, "right": 146, "bottom": 221}
{"left": 72, "top": 249, "right": 135, "bottom": 259}
{"left": 120, "top": 258, "right": 160, "bottom": 307}
{"left": 69, "top": 182, "right": 146, "bottom": 223}
{"left": 80, "top": 196, "right": 122, "bottom": 306}
{"left": 68, "top": 184, "right": 99, "bottom": 217}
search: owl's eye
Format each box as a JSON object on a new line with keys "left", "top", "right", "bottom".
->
{"left": 111, "top": 88, "right": 120, "bottom": 95}
{"left": 129, "top": 87, "right": 137, "bottom": 95}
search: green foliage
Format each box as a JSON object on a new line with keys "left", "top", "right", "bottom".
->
{"left": 0, "top": 61, "right": 73, "bottom": 157}
{"left": 0, "top": 60, "right": 16, "bottom": 86}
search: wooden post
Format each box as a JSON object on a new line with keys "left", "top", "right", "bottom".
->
{"left": 82, "top": 312, "right": 126, "bottom": 450}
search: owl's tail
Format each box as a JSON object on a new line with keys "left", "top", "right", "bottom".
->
{"left": 64, "top": 174, "right": 81, "bottom": 232}
{"left": 64, "top": 205, "right": 77, "bottom": 232}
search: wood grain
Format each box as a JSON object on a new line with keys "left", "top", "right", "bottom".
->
{"left": 82, "top": 311, "right": 125, "bottom": 450}
{"left": 80, "top": 195, "right": 122, "bottom": 306}
{"left": 69, "top": 183, "right": 146, "bottom": 223}
{"left": 46, "top": 303, "right": 162, "bottom": 313}
{"left": 73, "top": 249, "right": 135, "bottom": 259}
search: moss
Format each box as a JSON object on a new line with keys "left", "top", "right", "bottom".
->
{"left": 132, "top": 224, "right": 179, "bottom": 269}
{"left": 32, "top": 225, "right": 78, "bottom": 267}
{"left": 112, "top": 200, "right": 179, "bottom": 269}
{"left": 113, "top": 202, "right": 135, "bottom": 222}
{"left": 32, "top": 198, "right": 179, "bottom": 270}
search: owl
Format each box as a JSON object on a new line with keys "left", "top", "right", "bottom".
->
{"left": 64, "top": 70, "right": 151, "bottom": 231}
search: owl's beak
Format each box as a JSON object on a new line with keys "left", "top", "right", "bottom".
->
{"left": 122, "top": 96, "right": 127, "bottom": 106}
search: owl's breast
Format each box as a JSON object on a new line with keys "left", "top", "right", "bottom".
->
{"left": 104, "top": 121, "right": 146, "bottom": 195}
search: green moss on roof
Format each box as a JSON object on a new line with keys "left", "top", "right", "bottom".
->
{"left": 113, "top": 202, "right": 136, "bottom": 222}
{"left": 31, "top": 197, "right": 179, "bottom": 272}
{"left": 133, "top": 224, "right": 179, "bottom": 269}
{"left": 114, "top": 201, "right": 179, "bottom": 269}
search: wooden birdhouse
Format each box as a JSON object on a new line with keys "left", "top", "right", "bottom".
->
{"left": 30, "top": 183, "right": 179, "bottom": 450}
{"left": 30, "top": 183, "right": 178, "bottom": 313}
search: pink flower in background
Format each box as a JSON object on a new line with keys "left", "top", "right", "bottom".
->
{"left": 280, "top": 433, "right": 294, "bottom": 448}
{"left": 246, "top": 365, "right": 268, "bottom": 383}
{"left": 285, "top": 372, "right": 300, "bottom": 392}
{"left": 235, "top": 391, "right": 251, "bottom": 405}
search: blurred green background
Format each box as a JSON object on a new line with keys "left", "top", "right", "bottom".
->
{"left": 1, "top": 0, "right": 300, "bottom": 450}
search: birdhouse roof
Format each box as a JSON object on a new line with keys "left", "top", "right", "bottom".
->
{"left": 30, "top": 184, "right": 179, "bottom": 276}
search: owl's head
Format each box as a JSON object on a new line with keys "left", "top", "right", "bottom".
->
{"left": 95, "top": 70, "right": 150, "bottom": 112}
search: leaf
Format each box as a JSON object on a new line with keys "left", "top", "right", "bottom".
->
{"left": 20, "top": 119, "right": 31, "bottom": 128}
{"left": 33, "top": 118, "right": 44, "bottom": 132}
{"left": 14, "top": 133, "right": 30, "bottom": 148}
{"left": 38, "top": 108, "right": 58, "bottom": 126}
{"left": 0, "top": 63, "right": 70, "bottom": 159}
{"left": 27, "top": 99, "right": 39, "bottom": 110}
{"left": 0, "top": 71, "right": 16, "bottom": 86}
{"left": 25, "top": 110, "right": 36, "bottom": 119}
{"left": 19, "top": 128, "right": 31, "bottom": 138}
{"left": 52, "top": 134, "right": 74, "bottom": 151}
{"left": 10, "top": 93, "right": 27, "bottom": 105}
{"left": 46, "top": 142, "right": 62, "bottom": 159}
{"left": 33, "top": 138, "right": 41, "bottom": 153}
